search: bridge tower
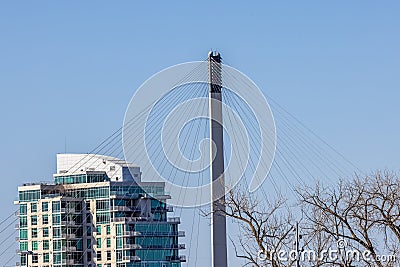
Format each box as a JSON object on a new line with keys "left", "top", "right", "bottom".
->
{"left": 208, "top": 51, "right": 228, "bottom": 267}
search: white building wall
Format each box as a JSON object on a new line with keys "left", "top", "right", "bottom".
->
{"left": 56, "top": 154, "right": 141, "bottom": 182}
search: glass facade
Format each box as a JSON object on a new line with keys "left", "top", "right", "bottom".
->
{"left": 54, "top": 173, "right": 109, "bottom": 185}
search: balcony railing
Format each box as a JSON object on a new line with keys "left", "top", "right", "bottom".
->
{"left": 61, "top": 259, "right": 75, "bottom": 264}
{"left": 166, "top": 255, "right": 186, "bottom": 262}
{"left": 61, "top": 246, "right": 77, "bottom": 252}
{"left": 129, "top": 231, "right": 185, "bottom": 237}
{"left": 178, "top": 231, "right": 185, "bottom": 237}
{"left": 111, "top": 217, "right": 150, "bottom": 223}
{"left": 61, "top": 233, "right": 76, "bottom": 239}
{"left": 61, "top": 220, "right": 76, "bottom": 226}
{"left": 134, "top": 243, "right": 186, "bottom": 250}
{"left": 122, "top": 255, "right": 141, "bottom": 262}
{"left": 123, "top": 244, "right": 142, "bottom": 249}
{"left": 167, "top": 217, "right": 180, "bottom": 223}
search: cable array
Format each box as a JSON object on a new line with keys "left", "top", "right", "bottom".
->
{"left": 1, "top": 58, "right": 361, "bottom": 267}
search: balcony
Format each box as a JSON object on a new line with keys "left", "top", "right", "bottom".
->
{"left": 61, "top": 259, "right": 75, "bottom": 264}
{"left": 111, "top": 217, "right": 150, "bottom": 223}
{"left": 61, "top": 246, "right": 77, "bottom": 252}
{"left": 166, "top": 255, "right": 186, "bottom": 262}
{"left": 176, "top": 244, "right": 185, "bottom": 249}
{"left": 122, "top": 230, "right": 135, "bottom": 236}
{"left": 61, "top": 233, "right": 76, "bottom": 239}
{"left": 131, "top": 231, "right": 185, "bottom": 237}
{"left": 61, "top": 220, "right": 76, "bottom": 226}
{"left": 167, "top": 217, "right": 180, "bottom": 223}
{"left": 122, "top": 255, "right": 141, "bottom": 262}
{"left": 137, "top": 244, "right": 186, "bottom": 250}
{"left": 110, "top": 206, "right": 131, "bottom": 212}
{"left": 123, "top": 244, "right": 142, "bottom": 249}
{"left": 152, "top": 206, "right": 174, "bottom": 212}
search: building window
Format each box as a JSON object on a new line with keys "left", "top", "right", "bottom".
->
{"left": 116, "top": 250, "right": 122, "bottom": 261}
{"left": 77, "top": 239, "right": 82, "bottom": 250}
{"left": 43, "top": 227, "right": 49, "bottom": 238}
{"left": 42, "top": 202, "right": 49, "bottom": 212}
{"left": 43, "top": 240, "right": 49, "bottom": 250}
{"left": 52, "top": 214, "right": 61, "bottom": 225}
{"left": 20, "top": 242, "right": 28, "bottom": 251}
{"left": 43, "top": 253, "right": 50, "bottom": 263}
{"left": 32, "top": 255, "right": 38, "bottom": 264}
{"left": 53, "top": 227, "right": 61, "bottom": 238}
{"left": 107, "top": 251, "right": 111, "bottom": 261}
{"left": 19, "top": 229, "right": 28, "bottom": 240}
{"left": 42, "top": 214, "right": 49, "bottom": 224}
{"left": 96, "top": 200, "right": 109, "bottom": 211}
{"left": 87, "top": 226, "right": 92, "bottom": 236}
{"left": 53, "top": 253, "right": 61, "bottom": 264}
{"left": 32, "top": 241, "right": 38, "bottom": 251}
{"left": 31, "top": 228, "right": 37, "bottom": 238}
{"left": 106, "top": 238, "right": 111, "bottom": 248}
{"left": 97, "top": 252, "right": 102, "bottom": 261}
{"left": 20, "top": 255, "right": 27, "bottom": 266}
{"left": 20, "top": 204, "right": 27, "bottom": 215}
{"left": 116, "top": 237, "right": 123, "bottom": 249}
{"left": 19, "top": 190, "right": 40, "bottom": 202}
{"left": 87, "top": 239, "right": 91, "bottom": 249}
{"left": 31, "top": 203, "right": 37, "bottom": 213}
{"left": 96, "top": 212, "right": 110, "bottom": 224}
{"left": 87, "top": 251, "right": 92, "bottom": 262}
{"left": 20, "top": 216, "right": 27, "bottom": 228}
{"left": 53, "top": 240, "right": 62, "bottom": 251}
{"left": 96, "top": 225, "right": 102, "bottom": 234}
{"left": 106, "top": 225, "right": 110, "bottom": 235}
{"left": 31, "top": 215, "right": 37, "bottom": 226}
{"left": 97, "top": 238, "right": 102, "bottom": 248}
{"left": 52, "top": 201, "right": 61, "bottom": 212}
{"left": 116, "top": 224, "right": 123, "bottom": 236}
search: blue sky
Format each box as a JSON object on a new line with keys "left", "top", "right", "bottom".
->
{"left": 0, "top": 1, "right": 399, "bottom": 266}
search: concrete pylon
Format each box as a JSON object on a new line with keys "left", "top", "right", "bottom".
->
{"left": 208, "top": 51, "right": 228, "bottom": 267}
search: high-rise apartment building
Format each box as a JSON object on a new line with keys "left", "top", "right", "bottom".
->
{"left": 15, "top": 154, "right": 185, "bottom": 267}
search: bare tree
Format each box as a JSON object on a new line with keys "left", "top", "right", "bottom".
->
{"left": 210, "top": 185, "right": 295, "bottom": 267}
{"left": 297, "top": 171, "right": 400, "bottom": 267}
{"left": 220, "top": 171, "right": 399, "bottom": 267}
